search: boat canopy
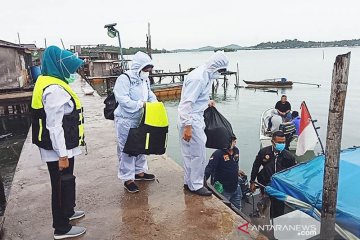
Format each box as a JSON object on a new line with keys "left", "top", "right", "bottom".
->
{"left": 265, "top": 147, "right": 360, "bottom": 239}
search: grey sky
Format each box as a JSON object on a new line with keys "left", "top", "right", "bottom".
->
{"left": 1, "top": 0, "right": 359, "bottom": 50}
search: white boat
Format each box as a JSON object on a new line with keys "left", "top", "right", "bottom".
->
{"left": 259, "top": 108, "right": 298, "bottom": 150}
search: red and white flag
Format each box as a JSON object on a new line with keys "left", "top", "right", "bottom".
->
{"left": 296, "top": 102, "right": 318, "bottom": 156}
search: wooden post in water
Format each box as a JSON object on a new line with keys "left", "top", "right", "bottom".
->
{"left": 146, "top": 22, "right": 152, "bottom": 58}
{"left": 236, "top": 63, "right": 240, "bottom": 86}
{"left": 320, "top": 52, "right": 351, "bottom": 239}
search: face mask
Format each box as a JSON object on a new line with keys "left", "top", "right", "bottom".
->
{"left": 140, "top": 71, "right": 149, "bottom": 80}
{"left": 65, "top": 74, "right": 76, "bottom": 83}
{"left": 275, "top": 143, "right": 286, "bottom": 152}
{"left": 59, "top": 50, "right": 78, "bottom": 83}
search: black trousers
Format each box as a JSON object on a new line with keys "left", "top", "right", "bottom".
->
{"left": 47, "top": 158, "right": 76, "bottom": 234}
{"left": 0, "top": 173, "right": 6, "bottom": 210}
{"left": 259, "top": 185, "right": 285, "bottom": 219}
{"left": 270, "top": 197, "right": 285, "bottom": 219}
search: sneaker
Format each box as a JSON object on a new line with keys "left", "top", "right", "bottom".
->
{"left": 135, "top": 173, "right": 155, "bottom": 181}
{"left": 183, "top": 184, "right": 190, "bottom": 190}
{"left": 69, "top": 210, "right": 85, "bottom": 221}
{"left": 124, "top": 182, "right": 139, "bottom": 193}
{"left": 54, "top": 226, "right": 86, "bottom": 239}
{"left": 193, "top": 187, "right": 212, "bottom": 196}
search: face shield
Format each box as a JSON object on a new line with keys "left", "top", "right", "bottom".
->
{"left": 59, "top": 51, "right": 82, "bottom": 83}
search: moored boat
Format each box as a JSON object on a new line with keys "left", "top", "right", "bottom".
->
{"left": 151, "top": 82, "right": 183, "bottom": 100}
{"left": 244, "top": 78, "right": 293, "bottom": 88}
{"left": 266, "top": 147, "right": 360, "bottom": 239}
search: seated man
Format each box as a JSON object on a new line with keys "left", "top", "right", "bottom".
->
{"left": 205, "top": 137, "right": 244, "bottom": 210}
{"left": 275, "top": 95, "right": 292, "bottom": 120}
{"left": 266, "top": 110, "right": 283, "bottom": 133}
{"left": 291, "top": 111, "right": 301, "bottom": 135}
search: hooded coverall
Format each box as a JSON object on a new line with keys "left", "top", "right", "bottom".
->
{"left": 114, "top": 51, "right": 157, "bottom": 181}
{"left": 178, "top": 52, "right": 229, "bottom": 191}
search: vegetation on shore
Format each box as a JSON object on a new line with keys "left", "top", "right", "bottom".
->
{"left": 250, "top": 39, "right": 360, "bottom": 49}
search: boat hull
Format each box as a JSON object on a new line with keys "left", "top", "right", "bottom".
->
{"left": 151, "top": 82, "right": 183, "bottom": 100}
{"left": 244, "top": 80, "right": 293, "bottom": 88}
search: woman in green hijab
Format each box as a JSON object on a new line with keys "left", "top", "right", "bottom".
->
{"left": 31, "top": 46, "right": 86, "bottom": 239}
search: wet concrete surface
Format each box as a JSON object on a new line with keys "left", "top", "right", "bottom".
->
{"left": 2, "top": 79, "right": 265, "bottom": 240}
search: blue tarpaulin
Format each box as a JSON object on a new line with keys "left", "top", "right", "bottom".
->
{"left": 265, "top": 147, "right": 360, "bottom": 239}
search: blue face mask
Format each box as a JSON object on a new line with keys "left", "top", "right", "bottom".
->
{"left": 275, "top": 143, "right": 285, "bottom": 152}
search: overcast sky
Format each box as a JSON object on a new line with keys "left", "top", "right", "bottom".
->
{"left": 1, "top": 0, "right": 359, "bottom": 50}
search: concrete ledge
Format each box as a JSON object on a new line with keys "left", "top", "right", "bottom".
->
{"left": 2, "top": 79, "right": 265, "bottom": 240}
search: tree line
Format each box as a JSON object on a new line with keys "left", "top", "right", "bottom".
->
{"left": 252, "top": 39, "right": 360, "bottom": 49}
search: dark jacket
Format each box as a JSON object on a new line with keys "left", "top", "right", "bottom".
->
{"left": 250, "top": 145, "right": 296, "bottom": 186}
{"left": 205, "top": 147, "right": 240, "bottom": 193}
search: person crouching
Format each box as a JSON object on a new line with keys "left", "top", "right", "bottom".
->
{"left": 205, "top": 137, "right": 245, "bottom": 209}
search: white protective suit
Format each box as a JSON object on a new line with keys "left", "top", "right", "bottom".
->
{"left": 267, "top": 110, "right": 283, "bottom": 132}
{"left": 178, "top": 52, "right": 229, "bottom": 191}
{"left": 113, "top": 52, "right": 157, "bottom": 181}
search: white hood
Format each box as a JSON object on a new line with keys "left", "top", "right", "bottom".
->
{"left": 130, "top": 51, "right": 153, "bottom": 74}
{"left": 205, "top": 51, "right": 229, "bottom": 73}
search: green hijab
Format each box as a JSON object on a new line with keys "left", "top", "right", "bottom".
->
{"left": 41, "top": 45, "right": 84, "bottom": 82}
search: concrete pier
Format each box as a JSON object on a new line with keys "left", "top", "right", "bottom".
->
{"left": 2, "top": 79, "right": 265, "bottom": 240}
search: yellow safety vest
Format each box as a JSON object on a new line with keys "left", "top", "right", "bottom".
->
{"left": 124, "top": 102, "right": 168, "bottom": 155}
{"left": 31, "top": 75, "right": 84, "bottom": 150}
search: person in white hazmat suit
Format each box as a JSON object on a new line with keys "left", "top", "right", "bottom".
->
{"left": 113, "top": 51, "right": 158, "bottom": 193}
{"left": 178, "top": 51, "right": 229, "bottom": 196}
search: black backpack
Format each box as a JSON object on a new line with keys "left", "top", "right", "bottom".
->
{"left": 103, "top": 73, "right": 130, "bottom": 120}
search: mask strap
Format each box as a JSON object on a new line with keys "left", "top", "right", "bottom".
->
{"left": 59, "top": 50, "right": 67, "bottom": 79}
{"left": 59, "top": 50, "right": 73, "bottom": 78}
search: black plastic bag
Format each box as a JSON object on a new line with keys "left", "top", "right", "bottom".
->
{"left": 204, "top": 107, "right": 235, "bottom": 149}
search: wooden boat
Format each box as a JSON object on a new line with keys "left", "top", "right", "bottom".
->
{"left": 243, "top": 78, "right": 293, "bottom": 88}
{"left": 151, "top": 82, "right": 183, "bottom": 100}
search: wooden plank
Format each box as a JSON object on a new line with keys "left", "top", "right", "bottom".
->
{"left": 0, "top": 91, "right": 33, "bottom": 101}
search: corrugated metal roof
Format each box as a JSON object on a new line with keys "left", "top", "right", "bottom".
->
{"left": 0, "top": 40, "right": 24, "bottom": 49}
{"left": 0, "top": 40, "right": 38, "bottom": 51}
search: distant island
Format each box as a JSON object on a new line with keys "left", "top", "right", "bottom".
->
{"left": 171, "top": 39, "right": 360, "bottom": 52}
{"left": 78, "top": 38, "right": 360, "bottom": 56}
{"left": 250, "top": 38, "right": 360, "bottom": 50}
{"left": 171, "top": 44, "right": 242, "bottom": 53}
